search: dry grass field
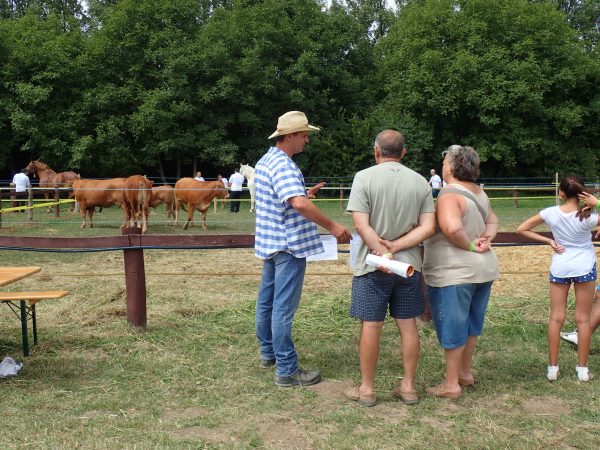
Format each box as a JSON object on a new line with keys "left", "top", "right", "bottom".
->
{"left": 1, "top": 242, "right": 599, "bottom": 448}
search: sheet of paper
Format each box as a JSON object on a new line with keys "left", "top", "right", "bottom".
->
{"left": 349, "top": 233, "right": 362, "bottom": 269}
{"left": 306, "top": 235, "right": 339, "bottom": 261}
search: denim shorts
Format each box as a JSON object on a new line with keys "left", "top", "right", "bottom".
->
{"left": 350, "top": 270, "right": 424, "bottom": 321}
{"left": 428, "top": 281, "right": 493, "bottom": 350}
{"left": 549, "top": 264, "right": 597, "bottom": 285}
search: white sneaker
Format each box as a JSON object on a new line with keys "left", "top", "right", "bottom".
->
{"left": 576, "top": 366, "right": 593, "bottom": 382}
{"left": 547, "top": 365, "right": 559, "bottom": 381}
{"left": 560, "top": 330, "right": 578, "bottom": 346}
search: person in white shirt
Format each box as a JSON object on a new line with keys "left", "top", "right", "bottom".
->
{"left": 429, "top": 169, "right": 442, "bottom": 198}
{"left": 228, "top": 169, "right": 245, "bottom": 212}
{"left": 517, "top": 175, "right": 599, "bottom": 382}
{"left": 194, "top": 171, "right": 205, "bottom": 182}
{"left": 12, "top": 170, "right": 30, "bottom": 212}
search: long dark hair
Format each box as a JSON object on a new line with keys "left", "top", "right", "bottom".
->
{"left": 559, "top": 174, "right": 586, "bottom": 199}
{"left": 560, "top": 174, "right": 590, "bottom": 220}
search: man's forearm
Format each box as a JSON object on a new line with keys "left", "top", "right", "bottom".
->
{"left": 390, "top": 226, "right": 434, "bottom": 252}
{"left": 389, "top": 214, "right": 436, "bottom": 252}
{"left": 289, "top": 196, "right": 335, "bottom": 231}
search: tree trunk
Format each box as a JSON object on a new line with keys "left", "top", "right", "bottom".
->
{"left": 157, "top": 155, "right": 167, "bottom": 185}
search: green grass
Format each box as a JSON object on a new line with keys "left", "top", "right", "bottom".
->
{"left": 1, "top": 246, "right": 599, "bottom": 448}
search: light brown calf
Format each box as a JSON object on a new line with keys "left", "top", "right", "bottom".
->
{"left": 174, "top": 178, "right": 228, "bottom": 230}
{"left": 123, "top": 175, "right": 154, "bottom": 233}
{"left": 70, "top": 178, "right": 127, "bottom": 228}
{"left": 149, "top": 185, "right": 175, "bottom": 224}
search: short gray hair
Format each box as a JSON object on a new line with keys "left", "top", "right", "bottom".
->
{"left": 374, "top": 130, "right": 405, "bottom": 158}
{"left": 443, "top": 145, "right": 480, "bottom": 181}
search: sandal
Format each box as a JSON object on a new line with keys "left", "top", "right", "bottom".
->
{"left": 392, "top": 386, "right": 419, "bottom": 405}
{"left": 426, "top": 384, "right": 462, "bottom": 399}
{"left": 345, "top": 385, "right": 377, "bottom": 407}
{"left": 459, "top": 376, "right": 475, "bottom": 387}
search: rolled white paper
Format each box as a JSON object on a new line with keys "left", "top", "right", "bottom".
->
{"left": 365, "top": 254, "right": 414, "bottom": 278}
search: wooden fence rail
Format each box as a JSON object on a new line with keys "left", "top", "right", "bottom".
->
{"left": 1, "top": 231, "right": 596, "bottom": 329}
{"left": 0, "top": 232, "right": 254, "bottom": 328}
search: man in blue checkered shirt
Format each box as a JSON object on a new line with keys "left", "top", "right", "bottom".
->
{"left": 255, "top": 111, "right": 351, "bottom": 387}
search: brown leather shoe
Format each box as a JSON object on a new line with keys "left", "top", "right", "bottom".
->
{"left": 426, "top": 384, "right": 462, "bottom": 399}
{"left": 345, "top": 385, "right": 377, "bottom": 407}
{"left": 392, "top": 386, "right": 419, "bottom": 405}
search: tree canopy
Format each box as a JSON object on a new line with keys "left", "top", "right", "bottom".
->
{"left": 0, "top": 0, "right": 598, "bottom": 179}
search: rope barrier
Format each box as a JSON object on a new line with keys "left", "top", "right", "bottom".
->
{"left": 0, "top": 242, "right": 597, "bottom": 253}
{"left": 23, "top": 269, "right": 595, "bottom": 278}
{"left": 0, "top": 199, "right": 74, "bottom": 213}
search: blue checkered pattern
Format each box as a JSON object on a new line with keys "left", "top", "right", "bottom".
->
{"left": 350, "top": 271, "right": 425, "bottom": 321}
{"left": 254, "top": 147, "right": 324, "bottom": 260}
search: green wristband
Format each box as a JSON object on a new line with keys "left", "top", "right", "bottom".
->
{"left": 469, "top": 241, "right": 475, "bottom": 252}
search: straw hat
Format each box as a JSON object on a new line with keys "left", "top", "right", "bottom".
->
{"left": 268, "top": 111, "right": 320, "bottom": 139}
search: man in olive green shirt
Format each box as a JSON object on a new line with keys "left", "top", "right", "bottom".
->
{"left": 344, "top": 129, "right": 435, "bottom": 407}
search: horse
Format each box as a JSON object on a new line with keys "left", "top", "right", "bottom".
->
{"left": 239, "top": 163, "right": 256, "bottom": 212}
{"left": 23, "top": 160, "right": 80, "bottom": 213}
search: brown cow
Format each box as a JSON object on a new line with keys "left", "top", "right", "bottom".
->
{"left": 149, "top": 185, "right": 175, "bottom": 224}
{"left": 174, "top": 178, "right": 228, "bottom": 230}
{"left": 71, "top": 178, "right": 127, "bottom": 228}
{"left": 123, "top": 175, "right": 154, "bottom": 233}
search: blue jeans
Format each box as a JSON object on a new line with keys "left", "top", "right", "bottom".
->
{"left": 256, "top": 252, "right": 306, "bottom": 377}
{"left": 428, "top": 282, "right": 493, "bottom": 349}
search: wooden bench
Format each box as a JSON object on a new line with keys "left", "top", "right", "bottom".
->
{"left": 0, "top": 290, "right": 70, "bottom": 356}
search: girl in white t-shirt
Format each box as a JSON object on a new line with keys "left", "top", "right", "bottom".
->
{"left": 517, "top": 175, "right": 599, "bottom": 382}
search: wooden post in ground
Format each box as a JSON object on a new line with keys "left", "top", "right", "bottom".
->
{"left": 555, "top": 172, "right": 559, "bottom": 206}
{"left": 10, "top": 183, "right": 16, "bottom": 211}
{"left": 54, "top": 187, "right": 60, "bottom": 217}
{"left": 72, "top": 186, "right": 79, "bottom": 213}
{"left": 512, "top": 189, "right": 518, "bottom": 208}
{"left": 339, "top": 188, "right": 344, "bottom": 210}
{"left": 122, "top": 227, "right": 147, "bottom": 328}
{"left": 27, "top": 185, "right": 33, "bottom": 221}
{"left": 0, "top": 188, "right": 3, "bottom": 227}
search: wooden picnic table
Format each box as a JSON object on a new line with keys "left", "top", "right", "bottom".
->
{"left": 0, "top": 266, "right": 68, "bottom": 356}
{"left": 0, "top": 266, "right": 41, "bottom": 287}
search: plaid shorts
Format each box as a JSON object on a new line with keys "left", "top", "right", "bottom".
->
{"left": 350, "top": 270, "right": 424, "bottom": 321}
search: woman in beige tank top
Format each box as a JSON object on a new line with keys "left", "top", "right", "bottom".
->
{"left": 422, "top": 145, "right": 500, "bottom": 399}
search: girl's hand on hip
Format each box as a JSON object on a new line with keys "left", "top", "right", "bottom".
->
{"left": 550, "top": 239, "right": 565, "bottom": 254}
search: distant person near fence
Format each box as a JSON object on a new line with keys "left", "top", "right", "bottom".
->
{"left": 12, "top": 169, "right": 30, "bottom": 213}
{"left": 429, "top": 169, "right": 442, "bottom": 198}
{"left": 228, "top": 169, "right": 244, "bottom": 213}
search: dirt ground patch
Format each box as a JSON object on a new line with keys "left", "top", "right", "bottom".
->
{"left": 523, "top": 396, "right": 571, "bottom": 416}
{"left": 256, "top": 415, "right": 312, "bottom": 449}
{"left": 170, "top": 425, "right": 240, "bottom": 445}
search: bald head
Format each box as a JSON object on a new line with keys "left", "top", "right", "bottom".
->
{"left": 374, "top": 130, "right": 405, "bottom": 159}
